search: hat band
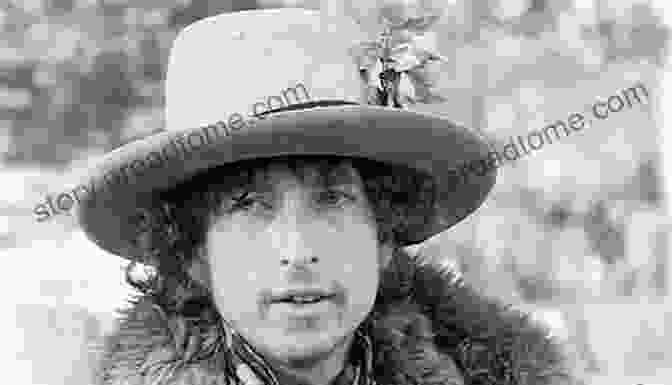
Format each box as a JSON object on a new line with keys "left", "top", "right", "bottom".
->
{"left": 254, "top": 100, "right": 359, "bottom": 119}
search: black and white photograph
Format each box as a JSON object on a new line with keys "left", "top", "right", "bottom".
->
{"left": 3, "top": 1, "right": 671, "bottom": 384}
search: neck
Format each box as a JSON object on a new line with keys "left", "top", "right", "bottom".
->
{"left": 263, "top": 333, "right": 355, "bottom": 385}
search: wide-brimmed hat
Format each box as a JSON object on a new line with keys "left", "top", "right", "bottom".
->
{"left": 74, "top": 8, "right": 496, "bottom": 261}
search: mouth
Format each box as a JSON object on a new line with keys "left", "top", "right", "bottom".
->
{"left": 269, "top": 288, "right": 337, "bottom": 306}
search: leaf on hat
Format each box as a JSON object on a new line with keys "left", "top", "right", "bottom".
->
{"left": 339, "top": 0, "right": 450, "bottom": 107}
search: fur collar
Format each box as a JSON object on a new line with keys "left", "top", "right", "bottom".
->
{"left": 93, "top": 252, "right": 575, "bottom": 385}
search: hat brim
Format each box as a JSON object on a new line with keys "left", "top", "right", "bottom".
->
{"left": 76, "top": 102, "right": 496, "bottom": 259}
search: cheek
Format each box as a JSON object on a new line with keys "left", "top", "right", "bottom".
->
{"left": 205, "top": 226, "right": 273, "bottom": 316}
{"left": 319, "top": 220, "right": 380, "bottom": 306}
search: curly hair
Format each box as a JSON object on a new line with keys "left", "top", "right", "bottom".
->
{"left": 125, "top": 155, "right": 438, "bottom": 319}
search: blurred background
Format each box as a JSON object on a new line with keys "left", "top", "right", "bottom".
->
{"left": 2, "top": 0, "right": 670, "bottom": 384}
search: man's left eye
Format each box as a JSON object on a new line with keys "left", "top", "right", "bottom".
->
{"left": 315, "top": 190, "right": 354, "bottom": 207}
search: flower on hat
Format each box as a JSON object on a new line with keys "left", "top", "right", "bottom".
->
{"left": 337, "top": 0, "right": 451, "bottom": 107}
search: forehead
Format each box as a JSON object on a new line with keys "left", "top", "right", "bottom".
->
{"left": 241, "top": 157, "right": 364, "bottom": 190}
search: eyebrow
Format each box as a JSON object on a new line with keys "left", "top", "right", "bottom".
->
{"left": 298, "top": 162, "right": 360, "bottom": 188}
{"left": 241, "top": 160, "right": 361, "bottom": 194}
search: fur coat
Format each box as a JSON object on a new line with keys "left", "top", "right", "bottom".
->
{"left": 94, "top": 251, "right": 578, "bottom": 385}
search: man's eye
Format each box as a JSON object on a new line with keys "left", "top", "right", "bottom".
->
{"left": 229, "top": 193, "right": 272, "bottom": 212}
{"left": 315, "top": 190, "right": 354, "bottom": 207}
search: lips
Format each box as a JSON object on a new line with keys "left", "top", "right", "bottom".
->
{"left": 269, "top": 288, "right": 336, "bottom": 305}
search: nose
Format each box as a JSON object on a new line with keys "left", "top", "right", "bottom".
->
{"left": 269, "top": 193, "right": 320, "bottom": 268}
{"left": 279, "top": 255, "right": 319, "bottom": 266}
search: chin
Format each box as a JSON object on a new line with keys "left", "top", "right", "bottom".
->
{"left": 260, "top": 327, "right": 350, "bottom": 365}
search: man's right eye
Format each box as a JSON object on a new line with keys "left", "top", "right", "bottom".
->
{"left": 229, "top": 193, "right": 272, "bottom": 212}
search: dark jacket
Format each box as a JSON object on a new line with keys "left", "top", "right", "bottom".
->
{"left": 94, "top": 250, "right": 578, "bottom": 385}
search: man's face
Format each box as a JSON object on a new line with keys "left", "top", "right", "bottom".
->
{"left": 202, "top": 159, "right": 388, "bottom": 365}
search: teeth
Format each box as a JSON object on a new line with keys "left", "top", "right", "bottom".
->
{"left": 296, "top": 296, "right": 319, "bottom": 302}
{"left": 274, "top": 293, "right": 333, "bottom": 304}
{"left": 290, "top": 295, "right": 322, "bottom": 303}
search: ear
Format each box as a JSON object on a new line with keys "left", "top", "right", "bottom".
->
{"left": 187, "top": 256, "right": 212, "bottom": 291}
{"left": 377, "top": 241, "right": 395, "bottom": 271}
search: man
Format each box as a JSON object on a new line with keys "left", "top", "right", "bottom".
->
{"left": 80, "top": 8, "right": 575, "bottom": 385}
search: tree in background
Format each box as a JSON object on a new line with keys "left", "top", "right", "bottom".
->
{"left": 0, "top": 0, "right": 259, "bottom": 166}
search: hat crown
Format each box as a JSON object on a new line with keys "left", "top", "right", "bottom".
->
{"left": 165, "top": 8, "right": 368, "bottom": 131}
